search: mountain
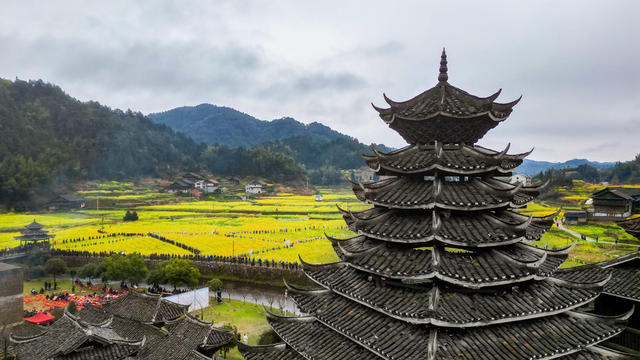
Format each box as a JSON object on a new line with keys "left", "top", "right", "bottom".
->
{"left": 148, "top": 104, "right": 348, "bottom": 148}
{"left": 0, "top": 78, "right": 207, "bottom": 207}
{"left": 148, "top": 104, "right": 393, "bottom": 179}
{"left": 517, "top": 158, "right": 616, "bottom": 176}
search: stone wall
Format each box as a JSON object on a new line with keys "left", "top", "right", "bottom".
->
{"left": 59, "top": 256, "right": 306, "bottom": 286}
{"left": 0, "top": 263, "right": 23, "bottom": 326}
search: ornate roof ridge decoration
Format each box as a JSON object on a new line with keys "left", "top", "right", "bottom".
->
{"left": 371, "top": 50, "right": 521, "bottom": 145}
{"left": 242, "top": 49, "right": 629, "bottom": 359}
{"left": 362, "top": 142, "right": 533, "bottom": 175}
{"left": 350, "top": 176, "right": 548, "bottom": 210}
{"left": 25, "top": 219, "right": 44, "bottom": 230}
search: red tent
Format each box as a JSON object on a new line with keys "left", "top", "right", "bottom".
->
{"left": 24, "top": 312, "right": 55, "bottom": 325}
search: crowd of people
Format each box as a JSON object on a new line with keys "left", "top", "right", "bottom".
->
{"left": 24, "top": 278, "right": 127, "bottom": 316}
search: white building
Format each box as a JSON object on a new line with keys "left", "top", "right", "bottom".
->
{"left": 510, "top": 174, "right": 531, "bottom": 185}
{"left": 245, "top": 183, "right": 264, "bottom": 194}
{"left": 195, "top": 179, "right": 221, "bottom": 194}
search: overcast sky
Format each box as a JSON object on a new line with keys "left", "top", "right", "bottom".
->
{"left": 2, "top": 1, "right": 638, "bottom": 162}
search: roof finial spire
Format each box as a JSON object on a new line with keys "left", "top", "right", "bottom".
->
{"left": 438, "top": 47, "right": 448, "bottom": 82}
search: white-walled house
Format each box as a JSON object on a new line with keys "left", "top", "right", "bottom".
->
{"left": 510, "top": 174, "right": 531, "bottom": 185}
{"left": 195, "top": 179, "right": 221, "bottom": 194}
{"left": 245, "top": 183, "right": 264, "bottom": 194}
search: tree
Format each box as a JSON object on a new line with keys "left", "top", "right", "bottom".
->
{"left": 265, "top": 294, "right": 275, "bottom": 310}
{"left": 226, "top": 282, "right": 234, "bottom": 301}
{"left": 78, "top": 263, "right": 98, "bottom": 280}
{"left": 208, "top": 278, "right": 223, "bottom": 292}
{"left": 161, "top": 259, "right": 200, "bottom": 290}
{"left": 148, "top": 262, "right": 168, "bottom": 287}
{"left": 250, "top": 291, "right": 261, "bottom": 305}
{"left": 44, "top": 258, "right": 67, "bottom": 289}
{"left": 125, "top": 253, "right": 148, "bottom": 285}
{"left": 257, "top": 329, "right": 281, "bottom": 345}
{"left": 101, "top": 254, "right": 129, "bottom": 283}
{"left": 239, "top": 287, "right": 249, "bottom": 303}
{"left": 101, "top": 253, "right": 148, "bottom": 285}
{"left": 123, "top": 210, "right": 139, "bottom": 221}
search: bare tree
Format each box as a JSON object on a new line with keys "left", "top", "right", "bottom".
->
{"left": 239, "top": 287, "right": 249, "bottom": 303}
{"left": 276, "top": 295, "right": 286, "bottom": 312}
{"left": 266, "top": 294, "right": 276, "bottom": 311}
{"left": 225, "top": 283, "right": 234, "bottom": 301}
{"left": 251, "top": 291, "right": 262, "bottom": 306}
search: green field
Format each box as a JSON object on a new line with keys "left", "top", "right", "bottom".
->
{"left": 200, "top": 300, "right": 275, "bottom": 360}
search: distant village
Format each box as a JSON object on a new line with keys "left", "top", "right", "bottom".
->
{"left": 165, "top": 172, "right": 268, "bottom": 197}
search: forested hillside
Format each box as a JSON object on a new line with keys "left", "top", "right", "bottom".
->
{"left": 0, "top": 79, "right": 206, "bottom": 207}
{"left": 0, "top": 79, "right": 307, "bottom": 209}
{"left": 148, "top": 104, "right": 343, "bottom": 147}
{"left": 148, "top": 103, "right": 394, "bottom": 178}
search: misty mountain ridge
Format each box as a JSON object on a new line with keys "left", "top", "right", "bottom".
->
{"left": 518, "top": 158, "right": 616, "bottom": 176}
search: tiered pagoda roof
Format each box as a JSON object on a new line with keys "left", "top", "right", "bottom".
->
{"left": 14, "top": 220, "right": 55, "bottom": 244}
{"left": 239, "top": 50, "right": 630, "bottom": 359}
{"left": 11, "top": 309, "right": 144, "bottom": 360}
{"left": 350, "top": 176, "right": 546, "bottom": 210}
{"left": 362, "top": 143, "right": 531, "bottom": 176}
{"left": 11, "top": 290, "right": 234, "bottom": 360}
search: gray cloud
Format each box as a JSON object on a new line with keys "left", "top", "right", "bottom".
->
{"left": 0, "top": 0, "right": 638, "bottom": 162}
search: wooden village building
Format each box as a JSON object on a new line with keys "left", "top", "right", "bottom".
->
{"left": 239, "top": 50, "right": 636, "bottom": 359}
{"left": 590, "top": 187, "right": 640, "bottom": 221}
{"left": 14, "top": 220, "right": 55, "bottom": 247}
{"left": 10, "top": 290, "right": 234, "bottom": 359}
{"left": 43, "top": 193, "right": 86, "bottom": 211}
{"left": 565, "top": 209, "right": 588, "bottom": 225}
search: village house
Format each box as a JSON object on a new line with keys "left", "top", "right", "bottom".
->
{"left": 43, "top": 193, "right": 86, "bottom": 211}
{"left": 194, "top": 179, "right": 221, "bottom": 194}
{"left": 166, "top": 178, "right": 194, "bottom": 194}
{"left": 589, "top": 187, "right": 640, "bottom": 220}
{"left": 510, "top": 173, "right": 532, "bottom": 185}
{"left": 564, "top": 209, "right": 588, "bottom": 225}
{"left": 245, "top": 181, "right": 267, "bottom": 194}
{"left": 166, "top": 173, "right": 222, "bottom": 195}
